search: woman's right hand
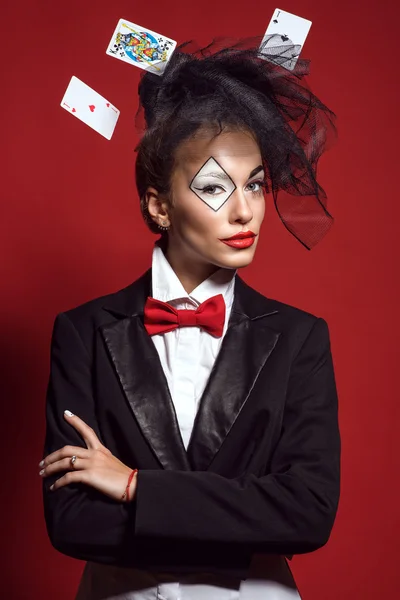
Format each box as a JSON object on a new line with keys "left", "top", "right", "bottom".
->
{"left": 39, "top": 410, "right": 138, "bottom": 503}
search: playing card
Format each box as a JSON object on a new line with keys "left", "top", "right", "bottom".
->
{"left": 60, "top": 76, "right": 120, "bottom": 140}
{"left": 106, "top": 18, "right": 177, "bottom": 75}
{"left": 260, "top": 9, "right": 312, "bottom": 71}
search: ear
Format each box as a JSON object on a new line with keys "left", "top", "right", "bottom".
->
{"left": 145, "top": 187, "right": 171, "bottom": 227}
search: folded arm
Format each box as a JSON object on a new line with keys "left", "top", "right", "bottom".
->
{"left": 134, "top": 317, "right": 341, "bottom": 555}
{"left": 42, "top": 312, "right": 136, "bottom": 564}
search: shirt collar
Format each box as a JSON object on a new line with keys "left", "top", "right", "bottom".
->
{"left": 151, "top": 244, "right": 236, "bottom": 309}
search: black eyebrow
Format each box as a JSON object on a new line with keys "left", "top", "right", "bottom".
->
{"left": 191, "top": 162, "right": 264, "bottom": 183}
{"left": 248, "top": 165, "right": 264, "bottom": 179}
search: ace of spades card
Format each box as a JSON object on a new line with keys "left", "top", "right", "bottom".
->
{"left": 106, "top": 18, "right": 177, "bottom": 75}
{"left": 260, "top": 8, "right": 312, "bottom": 70}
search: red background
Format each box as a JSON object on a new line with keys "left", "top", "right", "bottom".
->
{"left": 1, "top": 0, "right": 399, "bottom": 598}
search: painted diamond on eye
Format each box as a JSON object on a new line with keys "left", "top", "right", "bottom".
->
{"left": 189, "top": 157, "right": 236, "bottom": 211}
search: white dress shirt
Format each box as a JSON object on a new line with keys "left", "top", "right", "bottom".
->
{"left": 75, "top": 245, "right": 302, "bottom": 600}
{"left": 150, "top": 244, "right": 235, "bottom": 450}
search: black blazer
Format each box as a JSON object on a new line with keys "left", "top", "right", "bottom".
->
{"left": 42, "top": 270, "right": 341, "bottom": 578}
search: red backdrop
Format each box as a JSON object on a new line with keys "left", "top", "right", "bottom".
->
{"left": 1, "top": 0, "right": 399, "bottom": 598}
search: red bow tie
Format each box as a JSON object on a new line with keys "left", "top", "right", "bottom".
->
{"left": 144, "top": 294, "right": 226, "bottom": 338}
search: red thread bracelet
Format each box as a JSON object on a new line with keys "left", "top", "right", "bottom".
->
{"left": 121, "top": 469, "right": 138, "bottom": 502}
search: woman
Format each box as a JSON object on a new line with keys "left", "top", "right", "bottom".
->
{"left": 40, "top": 37, "right": 341, "bottom": 599}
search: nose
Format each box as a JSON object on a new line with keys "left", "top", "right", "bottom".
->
{"left": 229, "top": 188, "right": 253, "bottom": 224}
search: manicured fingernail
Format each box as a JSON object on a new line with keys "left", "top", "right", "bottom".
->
{"left": 50, "top": 484, "right": 54, "bottom": 490}
{"left": 39, "top": 460, "right": 44, "bottom": 467}
{"left": 64, "top": 410, "right": 74, "bottom": 417}
{"left": 39, "top": 469, "right": 45, "bottom": 476}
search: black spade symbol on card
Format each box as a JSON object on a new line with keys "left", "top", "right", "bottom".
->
{"left": 281, "top": 34, "right": 289, "bottom": 42}
{"left": 273, "top": 19, "right": 278, "bottom": 23}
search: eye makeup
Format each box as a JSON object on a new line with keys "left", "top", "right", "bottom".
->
{"left": 189, "top": 157, "right": 236, "bottom": 211}
{"left": 189, "top": 157, "right": 266, "bottom": 211}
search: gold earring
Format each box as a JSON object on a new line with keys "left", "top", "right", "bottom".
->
{"left": 157, "top": 220, "right": 170, "bottom": 232}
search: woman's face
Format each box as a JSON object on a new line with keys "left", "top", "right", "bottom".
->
{"left": 153, "top": 127, "right": 266, "bottom": 271}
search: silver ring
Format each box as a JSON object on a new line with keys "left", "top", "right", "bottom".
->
{"left": 70, "top": 455, "right": 77, "bottom": 467}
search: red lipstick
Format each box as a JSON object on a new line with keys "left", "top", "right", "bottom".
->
{"left": 219, "top": 231, "right": 257, "bottom": 249}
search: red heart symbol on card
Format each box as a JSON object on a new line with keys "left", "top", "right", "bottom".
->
{"left": 89, "top": 105, "right": 95, "bottom": 112}
{"left": 72, "top": 108, "right": 76, "bottom": 113}
{"left": 106, "top": 102, "right": 110, "bottom": 107}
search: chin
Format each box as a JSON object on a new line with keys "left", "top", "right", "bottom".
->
{"left": 213, "top": 248, "right": 257, "bottom": 270}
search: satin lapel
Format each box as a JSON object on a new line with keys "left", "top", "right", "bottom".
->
{"left": 101, "top": 272, "right": 191, "bottom": 471}
{"left": 186, "top": 278, "right": 281, "bottom": 471}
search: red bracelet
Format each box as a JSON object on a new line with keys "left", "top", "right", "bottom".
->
{"left": 121, "top": 469, "right": 138, "bottom": 502}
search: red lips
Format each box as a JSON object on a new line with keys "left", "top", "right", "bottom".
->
{"left": 221, "top": 230, "right": 256, "bottom": 241}
{"left": 219, "top": 231, "right": 257, "bottom": 249}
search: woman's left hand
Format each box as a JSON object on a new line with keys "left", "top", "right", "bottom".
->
{"left": 38, "top": 411, "right": 137, "bottom": 503}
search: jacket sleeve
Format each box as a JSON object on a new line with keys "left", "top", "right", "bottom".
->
{"left": 42, "top": 312, "right": 137, "bottom": 564}
{"left": 134, "top": 317, "right": 341, "bottom": 556}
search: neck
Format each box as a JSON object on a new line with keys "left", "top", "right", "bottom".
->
{"left": 164, "top": 245, "right": 220, "bottom": 295}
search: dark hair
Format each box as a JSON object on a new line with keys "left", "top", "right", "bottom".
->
{"left": 135, "top": 37, "right": 337, "bottom": 248}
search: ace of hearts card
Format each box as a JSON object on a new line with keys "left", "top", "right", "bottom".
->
{"left": 60, "top": 76, "right": 120, "bottom": 140}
